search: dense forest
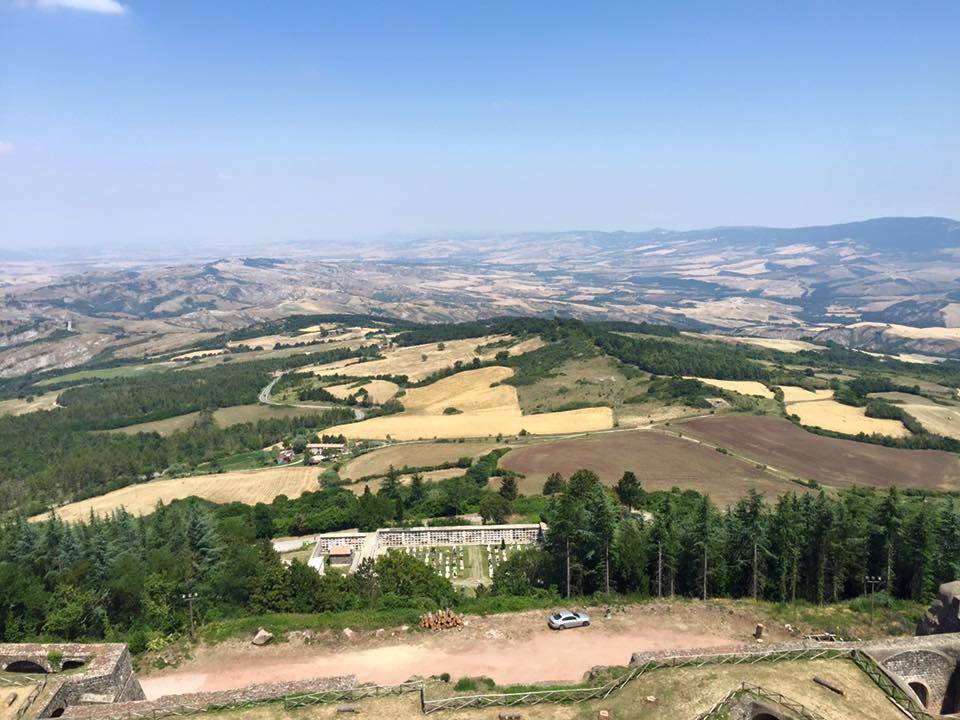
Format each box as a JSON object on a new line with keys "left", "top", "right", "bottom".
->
{"left": 4, "top": 470, "right": 954, "bottom": 647}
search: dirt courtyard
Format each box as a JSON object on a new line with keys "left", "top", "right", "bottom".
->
{"left": 139, "top": 601, "right": 787, "bottom": 700}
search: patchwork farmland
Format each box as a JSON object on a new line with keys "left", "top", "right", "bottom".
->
{"left": 499, "top": 429, "right": 793, "bottom": 505}
{"left": 679, "top": 415, "right": 960, "bottom": 492}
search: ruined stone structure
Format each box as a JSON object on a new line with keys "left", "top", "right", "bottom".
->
{"left": 0, "top": 643, "right": 143, "bottom": 719}
{"left": 918, "top": 580, "right": 960, "bottom": 636}
{"left": 307, "top": 522, "right": 544, "bottom": 574}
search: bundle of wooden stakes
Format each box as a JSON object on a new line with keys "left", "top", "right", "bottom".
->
{"left": 419, "top": 609, "right": 464, "bottom": 631}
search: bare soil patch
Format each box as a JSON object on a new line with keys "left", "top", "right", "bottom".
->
{"left": 500, "top": 430, "right": 791, "bottom": 504}
{"left": 139, "top": 601, "right": 788, "bottom": 698}
{"left": 680, "top": 415, "right": 960, "bottom": 492}
{"left": 0, "top": 390, "right": 62, "bottom": 416}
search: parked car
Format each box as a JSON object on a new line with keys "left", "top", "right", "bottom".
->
{"left": 547, "top": 610, "right": 590, "bottom": 630}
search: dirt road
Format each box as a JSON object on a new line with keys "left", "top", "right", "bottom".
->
{"left": 140, "top": 602, "right": 781, "bottom": 699}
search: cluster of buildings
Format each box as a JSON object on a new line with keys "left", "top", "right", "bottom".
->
{"left": 304, "top": 522, "right": 546, "bottom": 575}
{"left": 276, "top": 442, "right": 346, "bottom": 466}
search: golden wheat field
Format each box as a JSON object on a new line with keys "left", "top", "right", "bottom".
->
{"left": 325, "top": 379, "right": 399, "bottom": 404}
{"left": 0, "top": 391, "right": 62, "bottom": 416}
{"left": 786, "top": 399, "right": 911, "bottom": 437}
{"left": 340, "top": 441, "right": 501, "bottom": 480}
{"left": 324, "top": 365, "right": 614, "bottom": 440}
{"left": 778, "top": 386, "right": 834, "bottom": 403}
{"left": 305, "top": 335, "right": 543, "bottom": 382}
{"left": 325, "top": 406, "right": 613, "bottom": 441}
{"left": 687, "top": 377, "right": 775, "bottom": 399}
{"left": 38, "top": 466, "right": 320, "bottom": 522}
{"left": 402, "top": 366, "right": 517, "bottom": 414}
{"left": 897, "top": 403, "right": 960, "bottom": 440}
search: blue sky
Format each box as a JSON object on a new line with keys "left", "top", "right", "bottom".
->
{"left": 1, "top": 0, "right": 958, "bottom": 251}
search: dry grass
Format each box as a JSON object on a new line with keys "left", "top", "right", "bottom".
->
{"left": 37, "top": 466, "right": 319, "bottom": 522}
{"left": 326, "top": 365, "right": 614, "bottom": 440}
{"left": 402, "top": 366, "right": 517, "bottom": 414}
{"left": 306, "top": 336, "right": 542, "bottom": 382}
{"left": 688, "top": 377, "right": 775, "bottom": 399}
{"left": 851, "top": 321, "right": 960, "bottom": 340}
{"left": 0, "top": 391, "right": 61, "bottom": 416}
{"left": 325, "top": 379, "right": 399, "bottom": 404}
{"left": 171, "top": 349, "right": 226, "bottom": 361}
{"left": 210, "top": 658, "right": 899, "bottom": 720}
{"left": 340, "top": 442, "right": 501, "bottom": 480}
{"left": 778, "top": 386, "right": 834, "bottom": 403}
{"left": 898, "top": 403, "right": 960, "bottom": 440}
{"left": 107, "top": 404, "right": 334, "bottom": 436}
{"left": 787, "top": 399, "right": 911, "bottom": 437}
{"left": 691, "top": 333, "right": 826, "bottom": 353}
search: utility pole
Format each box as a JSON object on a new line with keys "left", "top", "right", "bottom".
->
{"left": 181, "top": 592, "right": 199, "bottom": 636}
{"left": 865, "top": 575, "right": 882, "bottom": 630}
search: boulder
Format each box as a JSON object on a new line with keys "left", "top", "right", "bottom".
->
{"left": 342, "top": 627, "right": 355, "bottom": 640}
{"left": 252, "top": 628, "right": 274, "bottom": 646}
{"left": 917, "top": 580, "right": 960, "bottom": 635}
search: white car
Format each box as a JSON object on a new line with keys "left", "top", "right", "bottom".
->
{"left": 548, "top": 610, "right": 590, "bottom": 630}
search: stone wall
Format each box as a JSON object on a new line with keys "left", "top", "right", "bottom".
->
{"left": 61, "top": 675, "right": 357, "bottom": 720}
{"left": 0, "top": 643, "right": 144, "bottom": 719}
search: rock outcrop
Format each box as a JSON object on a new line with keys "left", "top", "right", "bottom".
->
{"left": 917, "top": 581, "right": 960, "bottom": 635}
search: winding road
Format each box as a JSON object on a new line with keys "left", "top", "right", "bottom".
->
{"left": 259, "top": 374, "right": 366, "bottom": 420}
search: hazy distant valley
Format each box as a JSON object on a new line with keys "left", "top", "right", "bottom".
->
{"left": 2, "top": 216, "right": 959, "bottom": 378}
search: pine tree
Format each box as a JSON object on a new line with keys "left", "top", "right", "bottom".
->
{"left": 587, "top": 484, "right": 617, "bottom": 594}
{"left": 381, "top": 465, "right": 401, "bottom": 500}
{"left": 185, "top": 505, "right": 221, "bottom": 587}
{"left": 542, "top": 472, "right": 565, "bottom": 495}
{"left": 615, "top": 471, "right": 643, "bottom": 510}
{"left": 409, "top": 473, "right": 426, "bottom": 504}
{"left": 499, "top": 476, "right": 518, "bottom": 501}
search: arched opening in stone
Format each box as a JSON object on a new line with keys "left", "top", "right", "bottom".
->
{"left": 909, "top": 681, "right": 930, "bottom": 709}
{"left": 753, "top": 713, "right": 781, "bottom": 720}
{"left": 49, "top": 708, "right": 65, "bottom": 718}
{"left": 5, "top": 660, "right": 47, "bottom": 673}
{"left": 61, "top": 660, "right": 86, "bottom": 670}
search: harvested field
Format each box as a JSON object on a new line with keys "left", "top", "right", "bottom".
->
{"left": 324, "top": 406, "right": 613, "bottom": 441}
{"left": 500, "top": 430, "right": 791, "bottom": 505}
{"left": 779, "top": 386, "right": 833, "bottom": 403}
{"left": 897, "top": 403, "right": 960, "bottom": 440}
{"left": 306, "top": 336, "right": 538, "bottom": 382}
{"left": 680, "top": 415, "right": 960, "bottom": 492}
{"left": 691, "top": 333, "right": 826, "bottom": 353}
{"left": 341, "top": 442, "right": 500, "bottom": 480}
{"left": 325, "top": 365, "right": 614, "bottom": 440}
{"left": 325, "top": 379, "right": 399, "bottom": 404}
{"left": 0, "top": 390, "right": 61, "bottom": 416}
{"left": 107, "top": 403, "right": 335, "bottom": 436}
{"left": 37, "top": 466, "right": 320, "bottom": 522}
{"left": 687, "top": 377, "right": 775, "bottom": 399}
{"left": 787, "top": 399, "right": 910, "bottom": 437}
{"left": 402, "top": 366, "right": 516, "bottom": 414}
